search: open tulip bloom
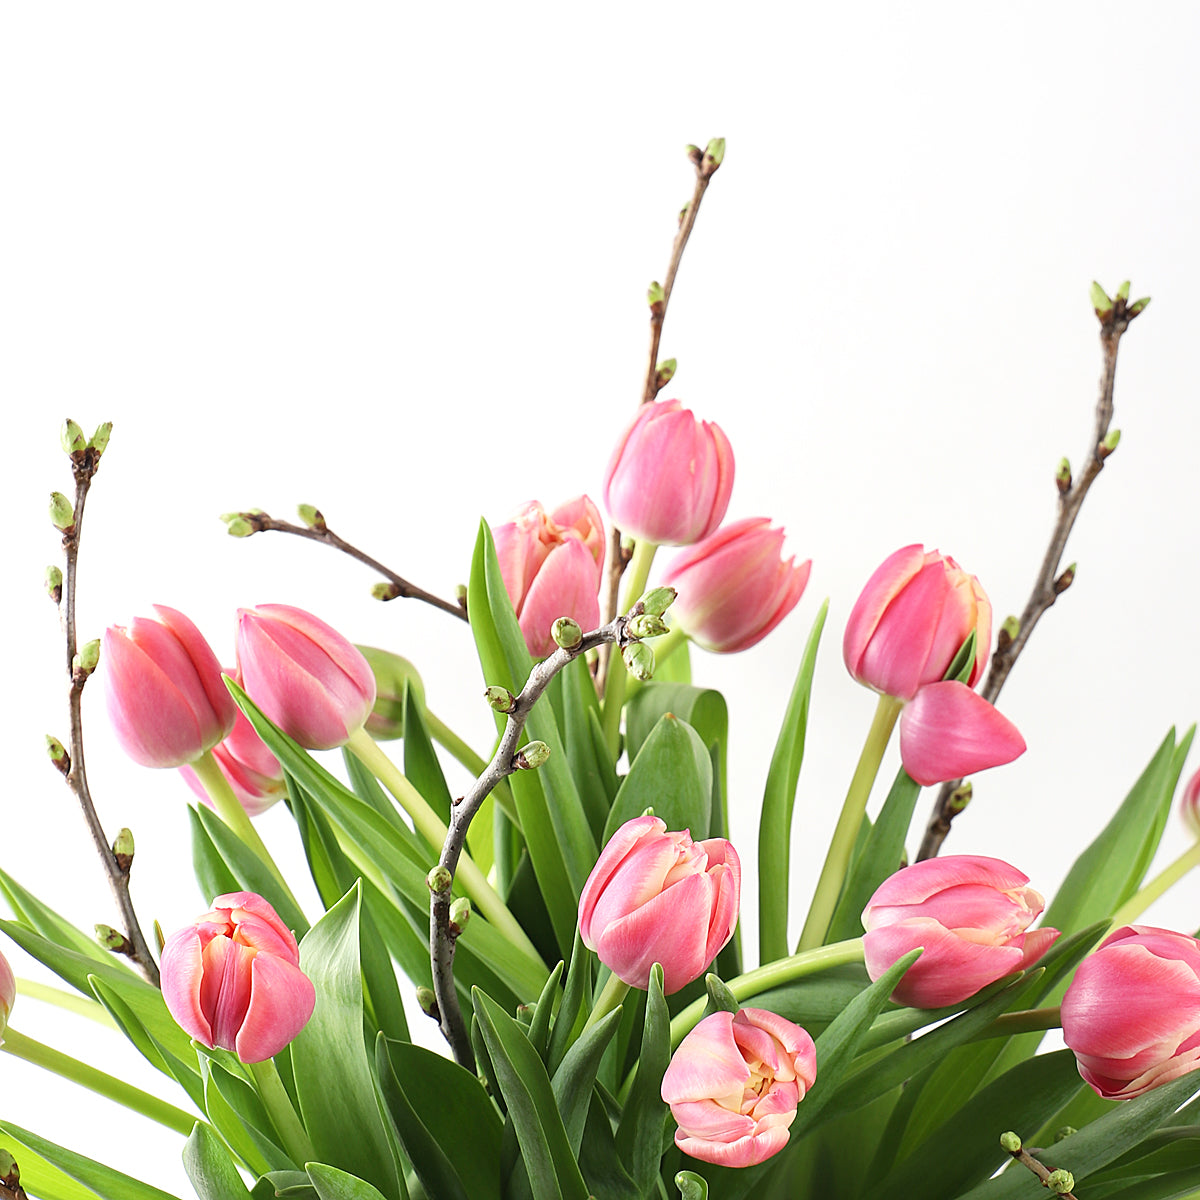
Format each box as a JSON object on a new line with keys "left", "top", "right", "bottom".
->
{"left": 12, "top": 164, "right": 1200, "bottom": 1200}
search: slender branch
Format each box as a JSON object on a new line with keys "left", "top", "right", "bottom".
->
{"left": 224, "top": 508, "right": 468, "bottom": 622}
{"left": 51, "top": 432, "right": 160, "bottom": 986}
{"left": 1001, "top": 1132, "right": 1078, "bottom": 1198}
{"left": 430, "top": 603, "right": 651, "bottom": 1066}
{"left": 918, "top": 290, "right": 1147, "bottom": 860}
{"left": 598, "top": 139, "right": 725, "bottom": 687}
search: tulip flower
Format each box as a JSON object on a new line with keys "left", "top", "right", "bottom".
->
{"left": 578, "top": 815, "right": 740, "bottom": 995}
{"left": 236, "top": 605, "right": 376, "bottom": 750}
{"left": 1062, "top": 925, "right": 1200, "bottom": 1100}
{"left": 160, "top": 892, "right": 315, "bottom": 1063}
{"left": 603, "top": 398, "right": 735, "bottom": 546}
{"left": 1181, "top": 766, "right": 1200, "bottom": 838}
{"left": 861, "top": 855, "right": 1059, "bottom": 1007}
{"left": 493, "top": 496, "right": 604, "bottom": 658}
{"left": 661, "top": 1007, "right": 817, "bottom": 1167}
{"left": 180, "top": 672, "right": 286, "bottom": 816}
{"left": 843, "top": 545, "right": 991, "bottom": 701}
{"left": 0, "top": 948, "right": 14, "bottom": 1044}
{"left": 101, "top": 605, "right": 237, "bottom": 768}
{"left": 662, "top": 518, "right": 812, "bottom": 652}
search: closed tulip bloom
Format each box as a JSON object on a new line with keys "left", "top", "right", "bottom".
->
{"left": 843, "top": 545, "right": 991, "bottom": 701}
{"left": 663, "top": 518, "right": 812, "bottom": 653}
{"left": 236, "top": 605, "right": 376, "bottom": 750}
{"left": 1062, "top": 925, "right": 1200, "bottom": 1100}
{"left": 493, "top": 497, "right": 604, "bottom": 658}
{"left": 578, "top": 815, "right": 740, "bottom": 995}
{"left": 0, "top": 948, "right": 14, "bottom": 1044}
{"left": 661, "top": 1007, "right": 817, "bottom": 1167}
{"left": 161, "top": 892, "right": 315, "bottom": 1063}
{"left": 862, "top": 855, "right": 1058, "bottom": 1008}
{"left": 102, "top": 605, "right": 237, "bottom": 768}
{"left": 1181, "top": 767, "right": 1200, "bottom": 838}
{"left": 603, "top": 399, "right": 735, "bottom": 546}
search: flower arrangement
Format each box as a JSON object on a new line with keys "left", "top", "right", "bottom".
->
{"left": 4, "top": 137, "right": 1199, "bottom": 1200}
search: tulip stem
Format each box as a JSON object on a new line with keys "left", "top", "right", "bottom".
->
{"left": 1, "top": 1027, "right": 197, "bottom": 1135}
{"left": 14, "top": 978, "right": 114, "bottom": 1026}
{"left": 248, "top": 1057, "right": 315, "bottom": 1167}
{"left": 797, "top": 695, "right": 904, "bottom": 952}
{"left": 347, "top": 730, "right": 541, "bottom": 964}
{"left": 601, "top": 539, "right": 659, "bottom": 757}
{"left": 1108, "top": 838, "right": 1200, "bottom": 932}
{"left": 191, "top": 751, "right": 302, "bottom": 911}
{"left": 424, "top": 709, "right": 518, "bottom": 826}
{"left": 584, "top": 972, "right": 630, "bottom": 1033}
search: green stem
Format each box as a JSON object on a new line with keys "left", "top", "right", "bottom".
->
{"left": 248, "top": 1057, "right": 314, "bottom": 1166}
{"left": 1, "top": 1027, "right": 196, "bottom": 1135}
{"left": 583, "top": 972, "right": 630, "bottom": 1033}
{"left": 797, "top": 694, "right": 904, "bottom": 951}
{"left": 1108, "top": 838, "right": 1200, "bottom": 931}
{"left": 425, "top": 709, "right": 519, "bottom": 827}
{"left": 15, "top": 979, "right": 114, "bottom": 1026}
{"left": 347, "top": 729, "right": 544, "bottom": 967}
{"left": 191, "top": 751, "right": 301, "bottom": 910}
{"left": 602, "top": 539, "right": 659, "bottom": 755}
{"left": 967, "top": 1006, "right": 1062, "bottom": 1042}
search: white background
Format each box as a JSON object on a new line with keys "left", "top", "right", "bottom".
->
{"left": 3, "top": 3, "right": 1199, "bottom": 1195}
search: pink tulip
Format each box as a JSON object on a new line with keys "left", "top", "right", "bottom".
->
{"left": 602, "top": 399, "right": 735, "bottom": 546}
{"left": 662, "top": 518, "right": 812, "bottom": 653}
{"left": 493, "top": 496, "right": 605, "bottom": 658}
{"left": 578, "top": 815, "right": 740, "bottom": 995}
{"left": 236, "top": 605, "right": 376, "bottom": 750}
{"left": 897, "top": 681, "right": 1026, "bottom": 786}
{"left": 862, "top": 855, "right": 1059, "bottom": 1007}
{"left": 1062, "top": 925, "right": 1200, "bottom": 1100}
{"left": 161, "top": 891, "right": 315, "bottom": 1063}
{"left": 843, "top": 545, "right": 992, "bottom": 701}
{"left": 662, "top": 1007, "right": 816, "bottom": 1167}
{"left": 0, "top": 948, "right": 15, "bottom": 1043}
{"left": 1181, "top": 766, "right": 1200, "bottom": 838}
{"left": 101, "top": 606, "right": 237, "bottom": 768}
{"left": 180, "top": 671, "right": 286, "bottom": 816}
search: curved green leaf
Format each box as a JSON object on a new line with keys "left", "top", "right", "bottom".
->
{"left": 306, "top": 1163, "right": 391, "bottom": 1200}
{"left": 615, "top": 964, "right": 670, "bottom": 1193}
{"left": 674, "top": 1170, "right": 709, "bottom": 1200}
{"left": 184, "top": 1122, "right": 254, "bottom": 1200}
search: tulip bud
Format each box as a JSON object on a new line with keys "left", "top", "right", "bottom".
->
{"left": 49, "top": 492, "right": 75, "bottom": 532}
{"left": 1055, "top": 457, "right": 1072, "bottom": 493}
{"left": 89, "top": 421, "right": 113, "bottom": 455}
{"left": 1099, "top": 428, "right": 1121, "bottom": 459}
{"left": 45, "top": 734, "right": 70, "bottom": 775}
{"left": 862, "top": 855, "right": 1058, "bottom": 1007}
{"left": 426, "top": 865, "right": 452, "bottom": 894}
{"left": 515, "top": 740, "right": 551, "bottom": 770}
{"left": 44, "top": 565, "right": 63, "bottom": 603}
{"left": 627, "top": 612, "right": 670, "bottom": 640}
{"left": 641, "top": 586, "right": 677, "bottom": 616}
{"left": 416, "top": 986, "right": 439, "bottom": 1019}
{"left": 622, "top": 641, "right": 655, "bottom": 681}
{"left": 485, "top": 685, "right": 516, "bottom": 713}
{"left": 95, "top": 924, "right": 131, "bottom": 953}
{"left": 0, "top": 947, "right": 15, "bottom": 1041}
{"left": 551, "top": 617, "right": 583, "bottom": 649}
{"left": 113, "top": 827, "right": 135, "bottom": 872}
{"left": 357, "top": 646, "right": 425, "bottom": 740}
{"left": 60, "top": 418, "right": 87, "bottom": 456}
{"left": 661, "top": 1007, "right": 815, "bottom": 1167}
{"left": 296, "top": 503, "right": 326, "bottom": 530}
{"left": 161, "top": 892, "right": 315, "bottom": 1063}
{"left": 236, "top": 605, "right": 376, "bottom": 750}
{"left": 579, "top": 815, "right": 740, "bottom": 994}
{"left": 999, "top": 1132, "right": 1022, "bottom": 1154}
{"left": 449, "top": 897, "right": 471, "bottom": 934}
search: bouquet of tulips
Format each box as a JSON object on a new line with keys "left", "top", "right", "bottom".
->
{"left": 4, "top": 141, "right": 1199, "bottom": 1200}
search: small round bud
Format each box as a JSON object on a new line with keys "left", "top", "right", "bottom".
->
{"left": 999, "top": 1131, "right": 1022, "bottom": 1154}
{"left": 1054, "top": 563, "right": 1076, "bottom": 595}
{"left": 1046, "top": 1169, "right": 1075, "bottom": 1194}
{"left": 45, "top": 734, "right": 70, "bottom": 775}
{"left": 1099, "top": 428, "right": 1121, "bottom": 459}
{"left": 622, "top": 641, "right": 655, "bottom": 682}
{"left": 655, "top": 358, "right": 677, "bottom": 389}
{"left": 44, "top": 565, "right": 63, "bottom": 603}
{"left": 61, "top": 418, "right": 87, "bottom": 456}
{"left": 551, "top": 617, "right": 583, "bottom": 649}
{"left": 297, "top": 503, "right": 326, "bottom": 530}
{"left": 95, "top": 923, "right": 131, "bottom": 953}
{"left": 76, "top": 638, "right": 100, "bottom": 676}
{"left": 948, "top": 781, "right": 973, "bottom": 814}
{"left": 1055, "top": 457, "right": 1072, "bottom": 493}
{"left": 999, "top": 614, "right": 1020, "bottom": 646}
{"left": 454, "top": 583, "right": 468, "bottom": 607}
{"left": 1089, "top": 280, "right": 1113, "bottom": 315}
{"left": 1053, "top": 1126, "right": 1077, "bottom": 1143}
{"left": 113, "top": 827, "right": 135, "bottom": 872}
{"left": 371, "top": 581, "right": 401, "bottom": 601}
{"left": 222, "top": 515, "right": 255, "bottom": 538}
{"left": 485, "top": 685, "right": 516, "bottom": 713}
{"left": 627, "top": 612, "right": 669, "bottom": 640}
{"left": 702, "top": 137, "right": 726, "bottom": 174}
{"left": 647, "top": 281, "right": 665, "bottom": 312}
{"left": 416, "top": 986, "right": 439, "bottom": 1018}
{"left": 685, "top": 143, "right": 703, "bottom": 166}
{"left": 49, "top": 491, "right": 75, "bottom": 532}
{"left": 515, "top": 741, "right": 551, "bottom": 770}
{"left": 426, "top": 865, "right": 452, "bottom": 894}
{"left": 89, "top": 421, "right": 113, "bottom": 455}
{"left": 641, "top": 586, "right": 677, "bottom": 616}
{"left": 449, "top": 897, "right": 471, "bottom": 933}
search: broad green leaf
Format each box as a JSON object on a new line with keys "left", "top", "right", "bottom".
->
{"left": 616, "top": 964, "right": 670, "bottom": 1193}
{"left": 307, "top": 1163, "right": 391, "bottom": 1200}
{"left": 190, "top": 806, "right": 243, "bottom": 905}
{"left": 603, "top": 713, "right": 712, "bottom": 843}
{"left": 291, "top": 885, "right": 400, "bottom": 1198}
{"left": 675, "top": 1170, "right": 709, "bottom": 1200}
{"left": 184, "top": 1121, "right": 254, "bottom": 1200}
{"left": 1088, "top": 1127, "right": 1200, "bottom": 1185}
{"left": 757, "top": 600, "right": 828, "bottom": 962}
{"left": 472, "top": 988, "right": 589, "bottom": 1200}
{"left": 577, "top": 1096, "right": 640, "bottom": 1200}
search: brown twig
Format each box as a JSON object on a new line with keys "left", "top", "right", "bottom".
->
{"left": 918, "top": 286, "right": 1148, "bottom": 860}
{"left": 51, "top": 424, "right": 161, "bottom": 986}
{"left": 1000, "top": 1133, "right": 1078, "bottom": 1197}
{"left": 222, "top": 507, "right": 468, "bottom": 622}
{"left": 597, "top": 138, "right": 725, "bottom": 687}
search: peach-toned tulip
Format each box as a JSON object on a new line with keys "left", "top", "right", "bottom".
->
{"left": 101, "top": 606, "right": 237, "bottom": 768}
{"left": 603, "top": 399, "right": 734, "bottom": 546}
{"left": 160, "top": 892, "right": 314, "bottom": 1063}
{"left": 661, "top": 1007, "right": 816, "bottom": 1167}
{"left": 493, "top": 496, "right": 604, "bottom": 658}
{"left": 1062, "top": 925, "right": 1200, "bottom": 1100}
{"left": 663, "top": 518, "right": 811, "bottom": 653}
{"left": 862, "top": 855, "right": 1058, "bottom": 1007}
{"left": 236, "top": 605, "right": 375, "bottom": 750}
{"left": 578, "top": 815, "right": 740, "bottom": 995}
{"left": 1181, "top": 766, "right": 1200, "bottom": 838}
{"left": 843, "top": 545, "right": 991, "bottom": 701}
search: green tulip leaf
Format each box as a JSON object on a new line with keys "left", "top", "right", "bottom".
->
{"left": 674, "top": 1170, "right": 709, "bottom": 1200}
{"left": 546, "top": 931, "right": 593, "bottom": 1075}
{"left": 306, "top": 1163, "right": 391, "bottom": 1200}
{"left": 184, "top": 1121, "right": 255, "bottom": 1200}
{"left": 615, "top": 964, "right": 671, "bottom": 1194}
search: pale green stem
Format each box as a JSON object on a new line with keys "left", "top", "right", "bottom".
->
{"left": 583, "top": 972, "right": 630, "bottom": 1033}
{"left": 248, "top": 1056, "right": 314, "bottom": 1166}
{"left": 2, "top": 1027, "right": 196, "bottom": 1135}
{"left": 424, "top": 709, "right": 518, "bottom": 826}
{"left": 967, "top": 1006, "right": 1062, "bottom": 1042}
{"left": 347, "top": 729, "right": 544, "bottom": 965}
{"left": 796, "top": 695, "right": 904, "bottom": 951}
{"left": 191, "top": 750, "right": 301, "bottom": 910}
{"left": 1109, "top": 838, "right": 1200, "bottom": 931}
{"left": 602, "top": 539, "right": 659, "bottom": 755}
{"left": 15, "top": 979, "right": 114, "bottom": 1026}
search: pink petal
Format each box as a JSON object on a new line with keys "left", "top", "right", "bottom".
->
{"left": 517, "top": 537, "right": 601, "bottom": 657}
{"left": 675, "top": 1126, "right": 791, "bottom": 1168}
{"left": 661, "top": 1012, "right": 746, "bottom": 1103}
{"left": 842, "top": 545, "right": 927, "bottom": 683}
{"left": 160, "top": 927, "right": 214, "bottom": 1046}
{"left": 235, "top": 949, "right": 317, "bottom": 1063}
{"left": 578, "top": 816, "right": 666, "bottom": 946}
{"left": 863, "top": 855, "right": 1033, "bottom": 914}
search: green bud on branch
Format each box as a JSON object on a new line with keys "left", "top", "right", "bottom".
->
{"left": 622, "top": 641, "right": 655, "bottom": 682}
{"left": 449, "top": 897, "right": 471, "bottom": 934}
{"left": 297, "top": 503, "right": 326, "bottom": 530}
{"left": 1127, "top": 295, "right": 1151, "bottom": 317}
{"left": 552, "top": 617, "right": 583, "bottom": 649}
{"left": 647, "top": 281, "right": 666, "bottom": 314}
{"left": 89, "top": 421, "right": 113, "bottom": 455}
{"left": 1054, "top": 563, "right": 1076, "bottom": 595}
{"left": 1089, "top": 280, "right": 1113, "bottom": 316}
{"left": 999, "top": 1131, "right": 1022, "bottom": 1154}
{"left": 416, "top": 986, "right": 439, "bottom": 1019}
{"left": 655, "top": 358, "right": 677, "bottom": 390}
{"left": 44, "top": 565, "right": 63, "bottom": 603}
{"left": 641, "top": 586, "right": 677, "bottom": 616}
{"left": 515, "top": 740, "right": 551, "bottom": 770}
{"left": 95, "top": 924, "right": 132, "bottom": 954}
{"left": 627, "top": 612, "right": 669, "bottom": 640}
{"left": 49, "top": 492, "right": 75, "bottom": 532}
{"left": 485, "top": 685, "right": 515, "bottom": 713}
{"left": 997, "top": 614, "right": 1020, "bottom": 651}
{"left": 45, "top": 735, "right": 70, "bottom": 776}
{"left": 1099, "top": 428, "right": 1121, "bottom": 459}
{"left": 1055, "top": 457, "right": 1071, "bottom": 494}
{"left": 60, "top": 418, "right": 87, "bottom": 456}
{"left": 426, "top": 865, "right": 452, "bottom": 894}
{"left": 113, "top": 827, "right": 135, "bottom": 872}
{"left": 702, "top": 137, "right": 726, "bottom": 175}
{"left": 685, "top": 144, "right": 703, "bottom": 167}
{"left": 1053, "top": 1126, "right": 1077, "bottom": 1143}
{"left": 76, "top": 638, "right": 100, "bottom": 677}
{"left": 1114, "top": 280, "right": 1131, "bottom": 302}
{"left": 1046, "top": 1169, "right": 1075, "bottom": 1194}
{"left": 371, "top": 581, "right": 401, "bottom": 601}
{"left": 948, "top": 781, "right": 973, "bottom": 814}
{"left": 221, "top": 514, "right": 255, "bottom": 538}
